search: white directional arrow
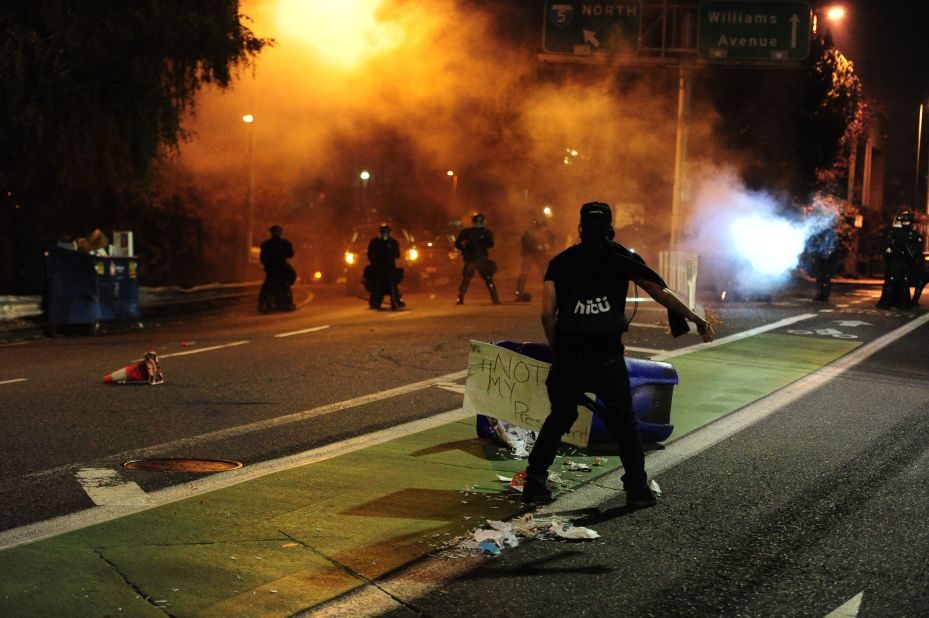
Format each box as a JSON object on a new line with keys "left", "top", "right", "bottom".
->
{"left": 824, "top": 591, "right": 863, "bottom": 617}
{"left": 582, "top": 29, "right": 600, "bottom": 48}
{"left": 789, "top": 14, "right": 800, "bottom": 49}
{"left": 835, "top": 320, "right": 872, "bottom": 328}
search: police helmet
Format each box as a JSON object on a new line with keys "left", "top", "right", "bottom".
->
{"left": 269, "top": 225, "right": 283, "bottom": 235}
{"left": 379, "top": 223, "right": 391, "bottom": 234}
{"left": 472, "top": 213, "right": 485, "bottom": 225}
{"left": 894, "top": 211, "right": 914, "bottom": 227}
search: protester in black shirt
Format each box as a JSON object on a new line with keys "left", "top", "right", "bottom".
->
{"left": 522, "top": 202, "right": 714, "bottom": 508}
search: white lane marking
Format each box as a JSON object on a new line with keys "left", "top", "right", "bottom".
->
{"left": 274, "top": 325, "right": 331, "bottom": 338}
{"left": 22, "top": 369, "right": 470, "bottom": 486}
{"left": 625, "top": 346, "right": 666, "bottom": 356}
{"left": 75, "top": 468, "right": 152, "bottom": 506}
{"left": 629, "top": 322, "right": 665, "bottom": 329}
{"left": 543, "top": 311, "right": 929, "bottom": 517}
{"left": 0, "top": 314, "right": 900, "bottom": 548}
{"left": 0, "top": 378, "right": 27, "bottom": 386}
{"left": 651, "top": 313, "right": 817, "bottom": 361}
{"left": 433, "top": 382, "right": 466, "bottom": 394}
{"left": 387, "top": 311, "right": 410, "bottom": 318}
{"left": 158, "top": 340, "right": 250, "bottom": 359}
{"left": 825, "top": 591, "right": 863, "bottom": 617}
{"left": 0, "top": 408, "right": 470, "bottom": 551}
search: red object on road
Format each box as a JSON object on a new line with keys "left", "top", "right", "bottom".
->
{"left": 102, "top": 352, "right": 164, "bottom": 385}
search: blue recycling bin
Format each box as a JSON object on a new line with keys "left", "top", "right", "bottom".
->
{"left": 44, "top": 246, "right": 140, "bottom": 328}
{"left": 476, "top": 340, "right": 678, "bottom": 444}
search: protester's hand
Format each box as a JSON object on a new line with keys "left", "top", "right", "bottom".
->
{"left": 696, "top": 318, "right": 715, "bottom": 343}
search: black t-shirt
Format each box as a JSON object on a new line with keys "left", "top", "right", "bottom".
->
{"left": 544, "top": 242, "right": 631, "bottom": 354}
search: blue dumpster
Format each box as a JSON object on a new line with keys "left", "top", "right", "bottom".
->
{"left": 44, "top": 246, "right": 140, "bottom": 328}
{"left": 476, "top": 340, "right": 678, "bottom": 444}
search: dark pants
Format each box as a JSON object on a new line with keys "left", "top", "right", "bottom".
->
{"left": 516, "top": 254, "right": 548, "bottom": 295}
{"left": 527, "top": 350, "right": 647, "bottom": 492}
{"left": 368, "top": 265, "right": 400, "bottom": 309}
{"left": 877, "top": 266, "right": 912, "bottom": 309}
{"left": 459, "top": 258, "right": 498, "bottom": 303}
{"left": 259, "top": 270, "right": 293, "bottom": 312}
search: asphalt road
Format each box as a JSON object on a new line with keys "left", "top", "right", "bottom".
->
{"left": 0, "top": 279, "right": 919, "bottom": 547}
{"left": 382, "top": 314, "right": 929, "bottom": 618}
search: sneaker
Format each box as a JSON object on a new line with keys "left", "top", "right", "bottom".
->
{"left": 625, "top": 487, "right": 657, "bottom": 509}
{"left": 522, "top": 479, "right": 554, "bottom": 505}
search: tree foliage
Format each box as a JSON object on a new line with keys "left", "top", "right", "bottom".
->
{"left": 0, "top": 1, "right": 267, "bottom": 290}
{"left": 700, "top": 32, "right": 863, "bottom": 201}
{"left": 0, "top": 3, "right": 265, "bottom": 235}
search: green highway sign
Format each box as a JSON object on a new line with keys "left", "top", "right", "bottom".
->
{"left": 543, "top": 1, "right": 642, "bottom": 57}
{"left": 698, "top": 1, "right": 811, "bottom": 61}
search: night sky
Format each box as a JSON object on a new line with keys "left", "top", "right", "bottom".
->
{"left": 826, "top": 1, "right": 929, "bottom": 172}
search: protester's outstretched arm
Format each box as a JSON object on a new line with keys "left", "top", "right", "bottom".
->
{"left": 633, "top": 276, "right": 715, "bottom": 342}
{"left": 540, "top": 280, "right": 557, "bottom": 347}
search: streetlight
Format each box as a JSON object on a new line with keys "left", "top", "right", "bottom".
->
{"left": 825, "top": 6, "right": 846, "bottom": 22}
{"left": 243, "top": 113, "right": 257, "bottom": 274}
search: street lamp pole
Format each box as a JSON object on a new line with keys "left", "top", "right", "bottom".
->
{"left": 243, "top": 114, "right": 257, "bottom": 275}
{"left": 916, "top": 102, "right": 924, "bottom": 211}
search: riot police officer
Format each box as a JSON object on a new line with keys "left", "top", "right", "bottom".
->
{"left": 877, "top": 211, "right": 923, "bottom": 309}
{"left": 259, "top": 225, "right": 296, "bottom": 312}
{"left": 366, "top": 224, "right": 404, "bottom": 310}
{"left": 805, "top": 226, "right": 838, "bottom": 302}
{"left": 454, "top": 213, "right": 500, "bottom": 305}
{"left": 515, "top": 217, "right": 555, "bottom": 301}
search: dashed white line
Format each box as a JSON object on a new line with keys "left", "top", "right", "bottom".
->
{"left": 0, "top": 378, "right": 27, "bottom": 386}
{"left": 158, "top": 340, "right": 250, "bottom": 358}
{"left": 274, "top": 325, "right": 331, "bottom": 338}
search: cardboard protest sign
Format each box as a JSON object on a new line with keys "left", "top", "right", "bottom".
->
{"left": 462, "top": 340, "right": 592, "bottom": 447}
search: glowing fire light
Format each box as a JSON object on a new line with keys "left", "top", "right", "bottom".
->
{"left": 407, "top": 248, "right": 419, "bottom": 261}
{"left": 345, "top": 251, "right": 357, "bottom": 265}
{"left": 274, "top": 0, "right": 403, "bottom": 70}
{"left": 242, "top": 114, "right": 254, "bottom": 123}
{"left": 313, "top": 271, "right": 323, "bottom": 280}
{"left": 543, "top": 206, "right": 553, "bottom": 218}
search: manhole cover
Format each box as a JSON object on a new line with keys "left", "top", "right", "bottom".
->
{"left": 123, "top": 458, "right": 243, "bottom": 473}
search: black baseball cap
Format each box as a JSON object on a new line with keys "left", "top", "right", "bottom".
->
{"left": 580, "top": 202, "right": 612, "bottom": 226}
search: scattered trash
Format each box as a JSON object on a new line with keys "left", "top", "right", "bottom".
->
{"left": 102, "top": 351, "right": 164, "bottom": 385}
{"left": 495, "top": 475, "right": 512, "bottom": 483}
{"left": 281, "top": 543, "right": 298, "bottom": 548}
{"left": 649, "top": 479, "right": 662, "bottom": 496}
{"left": 563, "top": 460, "right": 591, "bottom": 472}
{"left": 444, "top": 512, "right": 601, "bottom": 559}
{"left": 179, "top": 341, "right": 195, "bottom": 347}
{"left": 551, "top": 520, "right": 600, "bottom": 540}
{"left": 479, "top": 541, "right": 501, "bottom": 556}
{"left": 490, "top": 419, "right": 537, "bottom": 458}
{"left": 508, "top": 471, "right": 526, "bottom": 492}
{"left": 593, "top": 457, "right": 607, "bottom": 466}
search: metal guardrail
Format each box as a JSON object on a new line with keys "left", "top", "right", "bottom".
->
{"left": 1, "top": 281, "right": 262, "bottom": 323}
